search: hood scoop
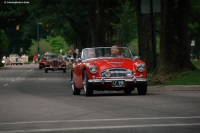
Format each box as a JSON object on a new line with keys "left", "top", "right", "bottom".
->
{"left": 108, "top": 62, "right": 123, "bottom": 64}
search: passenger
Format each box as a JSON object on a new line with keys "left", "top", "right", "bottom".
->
{"left": 88, "top": 49, "right": 96, "bottom": 58}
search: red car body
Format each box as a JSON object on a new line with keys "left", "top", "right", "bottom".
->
{"left": 71, "top": 47, "right": 148, "bottom": 96}
{"left": 43, "top": 53, "right": 66, "bottom": 73}
{"left": 39, "top": 55, "right": 48, "bottom": 69}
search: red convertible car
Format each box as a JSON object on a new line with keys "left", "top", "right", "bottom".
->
{"left": 70, "top": 47, "right": 148, "bottom": 96}
{"left": 39, "top": 54, "right": 49, "bottom": 69}
{"left": 44, "top": 53, "right": 66, "bottom": 73}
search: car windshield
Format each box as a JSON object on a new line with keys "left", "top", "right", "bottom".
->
{"left": 9, "top": 54, "right": 19, "bottom": 58}
{"left": 47, "top": 54, "right": 57, "bottom": 60}
{"left": 81, "top": 47, "right": 133, "bottom": 60}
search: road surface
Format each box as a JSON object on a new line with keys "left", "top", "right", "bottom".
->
{"left": 0, "top": 64, "right": 200, "bottom": 133}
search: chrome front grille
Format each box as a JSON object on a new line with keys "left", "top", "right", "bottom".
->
{"left": 51, "top": 60, "right": 59, "bottom": 67}
{"left": 101, "top": 69, "right": 127, "bottom": 77}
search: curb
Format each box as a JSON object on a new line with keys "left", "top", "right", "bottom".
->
{"left": 148, "top": 85, "right": 200, "bottom": 92}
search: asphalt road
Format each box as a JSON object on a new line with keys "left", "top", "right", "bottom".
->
{"left": 0, "top": 64, "right": 200, "bottom": 133}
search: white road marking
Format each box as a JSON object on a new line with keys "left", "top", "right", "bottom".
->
{"left": 0, "top": 123, "right": 200, "bottom": 133}
{"left": 0, "top": 116, "right": 200, "bottom": 125}
{"left": 3, "top": 84, "right": 8, "bottom": 87}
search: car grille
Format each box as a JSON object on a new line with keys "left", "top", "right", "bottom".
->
{"left": 51, "top": 60, "right": 59, "bottom": 67}
{"left": 101, "top": 69, "right": 127, "bottom": 77}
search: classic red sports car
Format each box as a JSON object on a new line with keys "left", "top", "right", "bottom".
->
{"left": 70, "top": 47, "right": 147, "bottom": 96}
{"left": 44, "top": 53, "right": 66, "bottom": 73}
{"left": 39, "top": 54, "right": 48, "bottom": 69}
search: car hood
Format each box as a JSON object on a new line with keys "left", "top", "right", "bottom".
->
{"left": 84, "top": 58, "right": 137, "bottom": 71}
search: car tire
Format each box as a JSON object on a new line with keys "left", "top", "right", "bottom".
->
{"left": 45, "top": 69, "right": 48, "bottom": 73}
{"left": 137, "top": 82, "right": 147, "bottom": 95}
{"left": 63, "top": 69, "right": 66, "bottom": 73}
{"left": 83, "top": 70, "right": 93, "bottom": 96}
{"left": 71, "top": 75, "right": 81, "bottom": 95}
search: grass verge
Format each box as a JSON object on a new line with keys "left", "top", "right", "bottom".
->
{"left": 162, "top": 61, "right": 200, "bottom": 85}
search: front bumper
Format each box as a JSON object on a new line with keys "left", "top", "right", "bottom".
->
{"left": 45, "top": 66, "right": 66, "bottom": 70}
{"left": 88, "top": 77, "right": 147, "bottom": 84}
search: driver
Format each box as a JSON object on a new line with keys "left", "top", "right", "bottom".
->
{"left": 111, "top": 45, "right": 120, "bottom": 57}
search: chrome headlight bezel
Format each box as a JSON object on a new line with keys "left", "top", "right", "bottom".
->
{"left": 104, "top": 70, "right": 111, "bottom": 77}
{"left": 89, "top": 65, "right": 98, "bottom": 74}
{"left": 126, "top": 70, "right": 134, "bottom": 77}
{"left": 137, "top": 64, "right": 146, "bottom": 72}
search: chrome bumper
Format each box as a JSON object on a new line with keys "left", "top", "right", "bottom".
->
{"left": 45, "top": 66, "right": 66, "bottom": 70}
{"left": 88, "top": 77, "right": 147, "bottom": 84}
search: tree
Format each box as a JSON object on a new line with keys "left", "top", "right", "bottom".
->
{"left": 135, "top": 0, "right": 155, "bottom": 72}
{"left": 152, "top": 0, "right": 197, "bottom": 83}
{"left": 189, "top": 0, "right": 200, "bottom": 61}
{"left": 0, "top": 2, "right": 31, "bottom": 55}
{"left": 27, "top": 39, "right": 52, "bottom": 58}
{"left": 0, "top": 30, "right": 9, "bottom": 66}
{"left": 111, "top": 0, "right": 137, "bottom": 45}
{"left": 46, "top": 36, "right": 69, "bottom": 54}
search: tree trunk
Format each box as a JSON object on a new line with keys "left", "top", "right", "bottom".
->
{"left": 89, "top": 0, "right": 118, "bottom": 47}
{"left": 136, "top": 0, "right": 155, "bottom": 72}
{"left": 158, "top": 0, "right": 196, "bottom": 74}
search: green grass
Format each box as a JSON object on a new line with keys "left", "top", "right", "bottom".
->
{"left": 163, "top": 61, "right": 200, "bottom": 85}
{"left": 163, "top": 71, "right": 200, "bottom": 85}
{"left": 192, "top": 60, "right": 200, "bottom": 69}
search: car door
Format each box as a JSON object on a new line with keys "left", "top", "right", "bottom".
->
{"left": 73, "top": 60, "right": 84, "bottom": 88}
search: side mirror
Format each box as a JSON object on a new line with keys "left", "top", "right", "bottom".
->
{"left": 78, "top": 58, "right": 82, "bottom": 62}
{"left": 133, "top": 56, "right": 140, "bottom": 60}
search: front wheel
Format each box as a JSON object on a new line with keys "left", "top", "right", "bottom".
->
{"left": 63, "top": 69, "right": 66, "bottom": 73}
{"left": 137, "top": 82, "right": 147, "bottom": 95}
{"left": 83, "top": 70, "right": 93, "bottom": 96}
{"left": 45, "top": 69, "right": 48, "bottom": 73}
{"left": 71, "top": 75, "right": 80, "bottom": 95}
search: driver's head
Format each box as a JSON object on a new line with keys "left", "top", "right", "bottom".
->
{"left": 111, "top": 45, "right": 119, "bottom": 56}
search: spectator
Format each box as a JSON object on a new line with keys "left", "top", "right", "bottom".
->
{"left": 33, "top": 55, "right": 37, "bottom": 63}
{"left": 73, "top": 50, "right": 77, "bottom": 60}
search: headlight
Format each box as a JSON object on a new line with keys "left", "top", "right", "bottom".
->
{"left": 89, "top": 65, "right": 98, "bottom": 74}
{"left": 137, "top": 64, "right": 146, "bottom": 72}
{"left": 126, "top": 70, "right": 134, "bottom": 77}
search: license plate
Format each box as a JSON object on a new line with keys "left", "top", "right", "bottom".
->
{"left": 112, "top": 80, "right": 125, "bottom": 87}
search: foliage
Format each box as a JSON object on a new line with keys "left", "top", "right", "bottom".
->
{"left": 0, "top": 29, "right": 9, "bottom": 67}
{"left": 111, "top": 1, "right": 137, "bottom": 44}
{"left": 27, "top": 39, "right": 52, "bottom": 57}
{"left": 46, "top": 36, "right": 69, "bottom": 54}
{"left": 128, "top": 39, "right": 138, "bottom": 55}
{"left": 0, "top": 29, "right": 9, "bottom": 58}
{"left": 188, "top": 0, "right": 200, "bottom": 58}
{"left": 0, "top": 62, "right": 4, "bottom": 67}
{"left": 0, "top": 2, "right": 31, "bottom": 55}
{"left": 128, "top": 36, "right": 160, "bottom": 56}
